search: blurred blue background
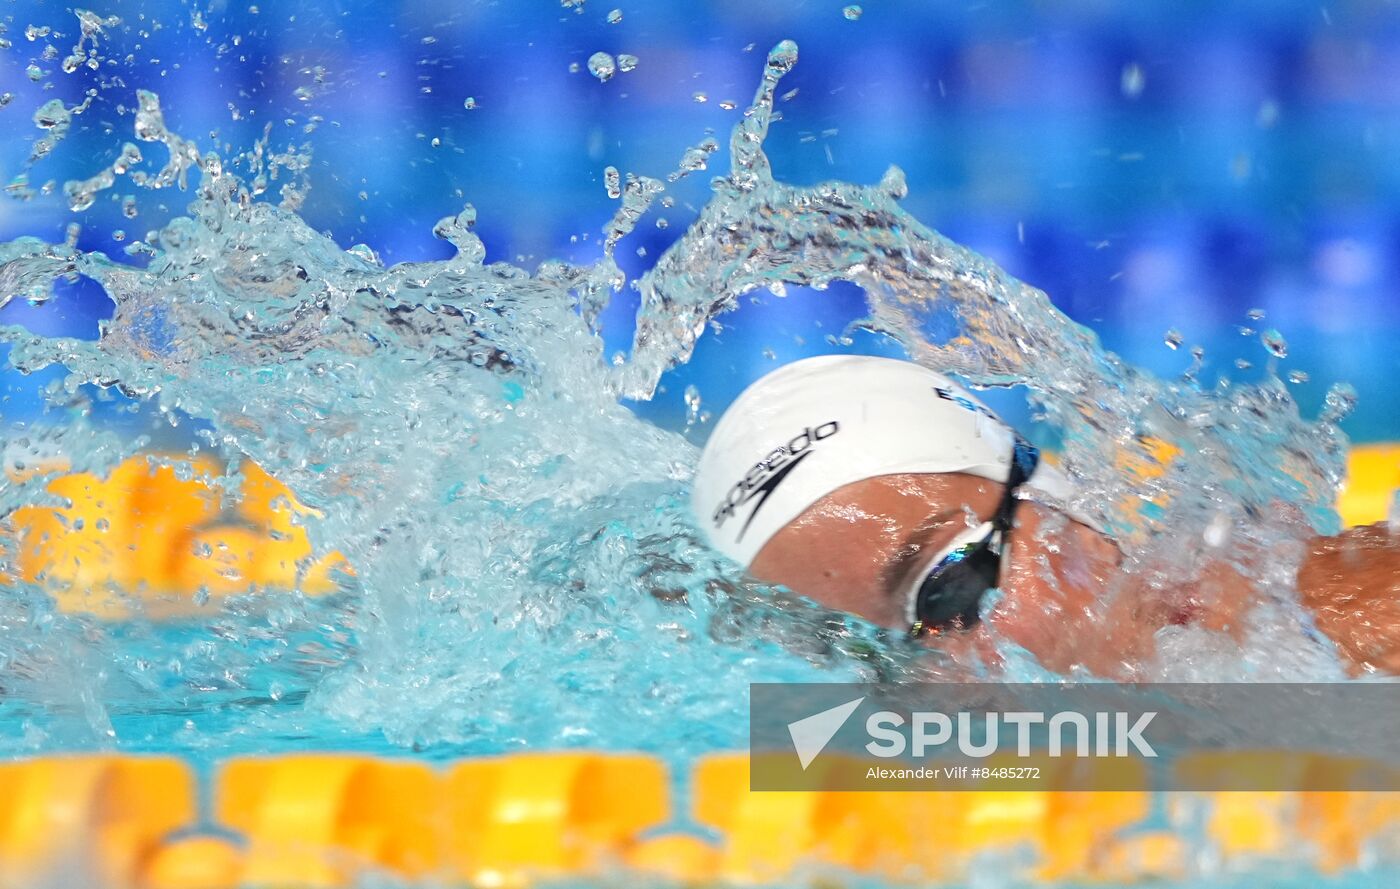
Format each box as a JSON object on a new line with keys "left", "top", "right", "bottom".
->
{"left": 1, "top": 0, "right": 1398, "bottom": 442}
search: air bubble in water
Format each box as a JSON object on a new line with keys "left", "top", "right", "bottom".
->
{"left": 1261, "top": 328, "right": 1287, "bottom": 359}
{"left": 562, "top": 0, "right": 586, "bottom": 12}
{"left": 606, "top": 8, "right": 622, "bottom": 24}
{"left": 693, "top": 92, "right": 708, "bottom": 103}
{"left": 463, "top": 97, "right": 477, "bottom": 110}
{"left": 1288, "top": 370, "right": 1310, "bottom": 384}
{"left": 587, "top": 51, "right": 616, "bottom": 82}
{"left": 617, "top": 53, "right": 638, "bottom": 73}
{"left": 1247, "top": 307, "right": 1265, "bottom": 321}
{"left": 0, "top": 93, "right": 12, "bottom": 109}
{"left": 1164, "top": 329, "right": 1182, "bottom": 350}
{"left": 603, "top": 165, "right": 621, "bottom": 199}
{"left": 26, "top": 64, "right": 43, "bottom": 82}
{"left": 843, "top": 5, "right": 863, "bottom": 20}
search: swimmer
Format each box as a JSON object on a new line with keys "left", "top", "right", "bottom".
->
{"left": 691, "top": 355, "right": 1400, "bottom": 677}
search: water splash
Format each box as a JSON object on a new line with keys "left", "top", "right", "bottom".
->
{"left": 0, "top": 39, "right": 1359, "bottom": 765}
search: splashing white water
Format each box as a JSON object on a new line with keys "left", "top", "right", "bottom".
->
{"left": 0, "top": 39, "right": 1359, "bottom": 764}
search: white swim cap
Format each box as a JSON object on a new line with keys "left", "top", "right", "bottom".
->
{"left": 691, "top": 354, "right": 1075, "bottom": 566}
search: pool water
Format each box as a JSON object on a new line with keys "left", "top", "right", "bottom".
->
{"left": 0, "top": 19, "right": 1395, "bottom": 889}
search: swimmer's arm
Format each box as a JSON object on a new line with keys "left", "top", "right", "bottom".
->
{"left": 1297, "top": 523, "right": 1400, "bottom": 675}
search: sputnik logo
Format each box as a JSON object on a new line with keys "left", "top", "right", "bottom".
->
{"left": 786, "top": 697, "right": 864, "bottom": 770}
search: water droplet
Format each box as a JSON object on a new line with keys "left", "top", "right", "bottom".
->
{"left": 767, "top": 40, "right": 799, "bottom": 77}
{"left": 1204, "top": 511, "right": 1231, "bottom": 548}
{"left": 684, "top": 384, "right": 702, "bottom": 426}
{"left": 587, "top": 51, "right": 616, "bottom": 82}
{"left": 617, "top": 53, "right": 638, "bottom": 73}
{"left": 843, "top": 5, "right": 863, "bottom": 20}
{"left": 1121, "top": 62, "right": 1146, "bottom": 98}
{"left": 1287, "top": 370, "right": 1310, "bottom": 384}
{"left": 606, "top": 8, "right": 623, "bottom": 24}
{"left": 1164, "top": 329, "right": 1182, "bottom": 350}
{"left": 1321, "top": 383, "right": 1358, "bottom": 423}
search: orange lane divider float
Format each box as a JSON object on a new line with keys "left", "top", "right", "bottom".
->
{"left": 691, "top": 753, "right": 1154, "bottom": 884}
{"left": 0, "top": 756, "right": 195, "bottom": 889}
{"left": 3, "top": 454, "right": 349, "bottom": 618}
{"left": 1106, "top": 438, "right": 1399, "bottom": 530}
{"left": 1, "top": 445, "right": 1396, "bottom": 619}
{"left": 1341, "top": 443, "right": 1400, "bottom": 528}
{"left": 1, "top": 752, "right": 1399, "bottom": 888}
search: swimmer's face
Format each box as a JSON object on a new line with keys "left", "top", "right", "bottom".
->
{"left": 749, "top": 471, "right": 1133, "bottom": 673}
{"left": 749, "top": 472, "right": 1002, "bottom": 629}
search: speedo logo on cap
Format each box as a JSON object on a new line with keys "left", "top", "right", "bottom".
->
{"left": 933, "top": 385, "right": 1000, "bottom": 422}
{"left": 713, "top": 421, "right": 839, "bottom": 542}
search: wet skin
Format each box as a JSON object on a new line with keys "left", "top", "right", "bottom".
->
{"left": 748, "top": 472, "right": 1400, "bottom": 677}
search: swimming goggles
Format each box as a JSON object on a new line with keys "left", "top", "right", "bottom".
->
{"left": 906, "top": 438, "right": 1040, "bottom": 637}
